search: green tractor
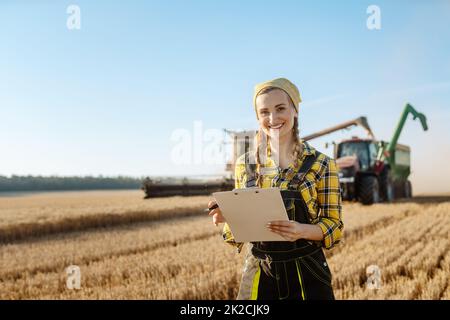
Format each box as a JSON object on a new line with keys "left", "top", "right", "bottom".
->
{"left": 312, "top": 104, "right": 428, "bottom": 205}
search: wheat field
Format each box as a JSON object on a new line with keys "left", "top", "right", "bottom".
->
{"left": 0, "top": 191, "right": 449, "bottom": 299}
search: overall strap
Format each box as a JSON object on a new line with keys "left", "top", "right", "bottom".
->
{"left": 288, "top": 151, "right": 322, "bottom": 190}
{"left": 244, "top": 152, "right": 257, "bottom": 188}
{"left": 283, "top": 150, "right": 322, "bottom": 227}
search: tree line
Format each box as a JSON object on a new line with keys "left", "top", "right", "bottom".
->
{"left": 0, "top": 175, "right": 144, "bottom": 192}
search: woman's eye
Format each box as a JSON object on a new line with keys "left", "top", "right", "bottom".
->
{"left": 277, "top": 107, "right": 285, "bottom": 112}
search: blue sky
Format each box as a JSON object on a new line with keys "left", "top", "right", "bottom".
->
{"left": 1, "top": 0, "right": 449, "bottom": 193}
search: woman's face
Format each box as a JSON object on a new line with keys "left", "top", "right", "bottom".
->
{"left": 255, "top": 88, "right": 298, "bottom": 139}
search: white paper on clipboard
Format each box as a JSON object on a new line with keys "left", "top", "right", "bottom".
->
{"left": 212, "top": 187, "right": 289, "bottom": 242}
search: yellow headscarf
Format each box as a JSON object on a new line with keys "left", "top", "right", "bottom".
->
{"left": 253, "top": 77, "right": 301, "bottom": 119}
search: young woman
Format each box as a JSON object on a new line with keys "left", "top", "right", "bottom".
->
{"left": 208, "top": 77, "right": 343, "bottom": 300}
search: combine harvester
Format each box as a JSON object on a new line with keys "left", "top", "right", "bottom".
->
{"left": 142, "top": 103, "right": 427, "bottom": 205}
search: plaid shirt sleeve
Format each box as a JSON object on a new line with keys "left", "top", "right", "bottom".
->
{"left": 315, "top": 157, "right": 344, "bottom": 249}
{"left": 221, "top": 158, "right": 245, "bottom": 254}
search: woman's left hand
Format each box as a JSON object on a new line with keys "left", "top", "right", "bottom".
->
{"left": 266, "top": 220, "right": 306, "bottom": 242}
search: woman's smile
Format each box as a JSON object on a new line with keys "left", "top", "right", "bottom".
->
{"left": 268, "top": 123, "right": 284, "bottom": 129}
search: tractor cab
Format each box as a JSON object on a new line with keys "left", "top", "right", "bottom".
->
{"left": 336, "top": 138, "right": 379, "bottom": 172}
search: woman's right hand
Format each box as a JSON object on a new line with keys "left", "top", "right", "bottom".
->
{"left": 207, "top": 199, "right": 226, "bottom": 226}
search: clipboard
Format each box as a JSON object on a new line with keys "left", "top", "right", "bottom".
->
{"left": 212, "top": 187, "right": 289, "bottom": 242}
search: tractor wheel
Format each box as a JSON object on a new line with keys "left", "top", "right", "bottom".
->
{"left": 404, "top": 180, "right": 412, "bottom": 198}
{"left": 358, "top": 175, "right": 380, "bottom": 205}
{"left": 380, "top": 169, "right": 395, "bottom": 202}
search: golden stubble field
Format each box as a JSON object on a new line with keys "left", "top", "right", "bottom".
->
{"left": 0, "top": 190, "right": 449, "bottom": 300}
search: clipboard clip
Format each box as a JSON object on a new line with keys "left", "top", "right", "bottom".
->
{"left": 232, "top": 187, "right": 260, "bottom": 195}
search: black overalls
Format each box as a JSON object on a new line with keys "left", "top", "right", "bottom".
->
{"left": 236, "top": 151, "right": 335, "bottom": 300}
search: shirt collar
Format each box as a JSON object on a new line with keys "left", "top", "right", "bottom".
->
{"left": 301, "top": 140, "right": 316, "bottom": 157}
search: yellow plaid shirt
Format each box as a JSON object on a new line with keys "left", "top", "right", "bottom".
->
{"left": 222, "top": 140, "right": 343, "bottom": 252}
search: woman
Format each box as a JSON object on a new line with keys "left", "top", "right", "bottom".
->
{"left": 208, "top": 77, "right": 343, "bottom": 300}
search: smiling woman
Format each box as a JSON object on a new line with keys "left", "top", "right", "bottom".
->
{"left": 208, "top": 77, "right": 344, "bottom": 300}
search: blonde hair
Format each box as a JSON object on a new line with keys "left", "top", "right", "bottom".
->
{"left": 253, "top": 87, "right": 303, "bottom": 187}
